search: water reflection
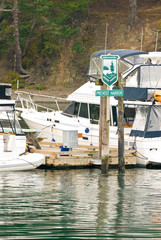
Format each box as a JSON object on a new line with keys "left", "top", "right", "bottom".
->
{"left": 0, "top": 169, "right": 161, "bottom": 239}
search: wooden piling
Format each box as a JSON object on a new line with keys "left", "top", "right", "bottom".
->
{"left": 100, "top": 84, "right": 110, "bottom": 173}
{"left": 118, "top": 73, "right": 125, "bottom": 171}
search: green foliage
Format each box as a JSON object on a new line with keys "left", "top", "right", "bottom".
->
{"left": 3, "top": 71, "right": 24, "bottom": 89}
{"left": 3, "top": 1, "right": 13, "bottom": 19}
{"left": 54, "top": 25, "right": 79, "bottom": 39}
{"left": 36, "top": 84, "right": 47, "bottom": 90}
{"left": 42, "top": 35, "right": 61, "bottom": 56}
{"left": 67, "top": 0, "right": 90, "bottom": 12}
{"left": 110, "top": 62, "right": 114, "bottom": 73}
{"left": 73, "top": 40, "right": 85, "bottom": 54}
{"left": 22, "top": 41, "right": 40, "bottom": 67}
{"left": 1, "top": 0, "right": 93, "bottom": 73}
{"left": 157, "top": 20, "right": 161, "bottom": 30}
{"left": 0, "top": 19, "right": 13, "bottom": 55}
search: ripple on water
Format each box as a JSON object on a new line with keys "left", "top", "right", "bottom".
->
{"left": 0, "top": 169, "right": 161, "bottom": 239}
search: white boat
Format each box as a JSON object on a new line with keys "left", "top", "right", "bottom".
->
{"left": 16, "top": 80, "right": 136, "bottom": 149}
{"left": 16, "top": 49, "right": 161, "bottom": 167}
{"left": 129, "top": 102, "right": 161, "bottom": 167}
{"left": 0, "top": 84, "right": 45, "bottom": 171}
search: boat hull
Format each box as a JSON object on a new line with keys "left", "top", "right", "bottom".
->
{"left": 21, "top": 111, "right": 134, "bottom": 149}
{"left": 135, "top": 137, "right": 161, "bottom": 167}
{"left": 0, "top": 153, "right": 45, "bottom": 171}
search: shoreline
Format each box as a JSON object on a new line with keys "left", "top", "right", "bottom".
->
{"left": 12, "top": 84, "right": 80, "bottom": 101}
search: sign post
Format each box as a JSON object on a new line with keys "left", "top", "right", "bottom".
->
{"left": 99, "top": 55, "right": 118, "bottom": 173}
{"left": 97, "top": 55, "right": 125, "bottom": 172}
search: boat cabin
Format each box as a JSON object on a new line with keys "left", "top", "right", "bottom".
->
{"left": 0, "top": 83, "right": 12, "bottom": 100}
{"left": 62, "top": 100, "right": 136, "bottom": 128}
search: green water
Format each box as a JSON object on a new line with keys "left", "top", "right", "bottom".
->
{"left": 0, "top": 168, "right": 161, "bottom": 239}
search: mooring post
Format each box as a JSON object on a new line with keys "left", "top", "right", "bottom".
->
{"left": 99, "top": 87, "right": 103, "bottom": 160}
{"left": 101, "top": 84, "right": 110, "bottom": 173}
{"left": 118, "top": 73, "right": 125, "bottom": 171}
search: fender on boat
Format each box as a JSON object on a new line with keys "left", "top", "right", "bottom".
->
{"left": 154, "top": 91, "right": 161, "bottom": 102}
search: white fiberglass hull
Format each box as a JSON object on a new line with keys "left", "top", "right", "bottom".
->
{"left": 135, "top": 137, "right": 161, "bottom": 167}
{"left": 22, "top": 111, "right": 134, "bottom": 149}
{"left": 0, "top": 152, "right": 45, "bottom": 171}
{"left": 21, "top": 111, "right": 100, "bottom": 147}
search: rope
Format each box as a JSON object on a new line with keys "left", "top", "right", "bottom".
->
{"left": 132, "top": 150, "right": 148, "bottom": 160}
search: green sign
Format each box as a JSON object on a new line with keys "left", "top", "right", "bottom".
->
{"left": 101, "top": 55, "right": 119, "bottom": 86}
{"left": 96, "top": 90, "right": 123, "bottom": 97}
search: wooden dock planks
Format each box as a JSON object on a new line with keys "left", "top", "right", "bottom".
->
{"left": 28, "top": 141, "right": 136, "bottom": 169}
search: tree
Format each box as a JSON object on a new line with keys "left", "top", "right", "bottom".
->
{"left": 0, "top": 0, "right": 5, "bottom": 22}
{"left": 110, "top": 61, "right": 114, "bottom": 73}
{"left": 129, "top": 0, "right": 138, "bottom": 27}
{"left": 13, "top": 0, "right": 27, "bottom": 75}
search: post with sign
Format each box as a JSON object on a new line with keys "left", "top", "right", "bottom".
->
{"left": 99, "top": 55, "right": 119, "bottom": 173}
{"left": 97, "top": 55, "right": 125, "bottom": 172}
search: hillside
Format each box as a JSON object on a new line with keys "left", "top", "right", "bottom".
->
{"left": 1, "top": 0, "right": 161, "bottom": 95}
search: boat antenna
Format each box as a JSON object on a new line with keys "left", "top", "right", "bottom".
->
{"left": 17, "top": 79, "right": 19, "bottom": 91}
{"left": 105, "top": 23, "right": 108, "bottom": 55}
{"left": 155, "top": 30, "right": 160, "bottom": 52}
{"left": 140, "top": 28, "right": 143, "bottom": 51}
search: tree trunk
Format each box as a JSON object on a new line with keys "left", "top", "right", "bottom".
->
{"left": 22, "top": 18, "right": 36, "bottom": 57}
{"left": 13, "top": 0, "right": 27, "bottom": 75}
{"left": 0, "top": 0, "right": 5, "bottom": 22}
{"left": 129, "top": 0, "right": 138, "bottom": 27}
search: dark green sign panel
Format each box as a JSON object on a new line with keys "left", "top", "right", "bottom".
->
{"left": 96, "top": 90, "right": 123, "bottom": 97}
{"left": 101, "top": 55, "right": 119, "bottom": 86}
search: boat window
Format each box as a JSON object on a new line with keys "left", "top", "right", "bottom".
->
{"left": 124, "top": 106, "right": 136, "bottom": 126}
{"left": 89, "top": 104, "right": 99, "bottom": 120}
{"left": 79, "top": 103, "right": 88, "bottom": 118}
{"left": 89, "top": 104, "right": 99, "bottom": 124}
{"left": 112, "top": 106, "right": 117, "bottom": 126}
{"left": 74, "top": 102, "right": 80, "bottom": 116}
{"left": 63, "top": 101, "right": 80, "bottom": 116}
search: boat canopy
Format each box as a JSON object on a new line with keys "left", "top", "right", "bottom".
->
{"left": 88, "top": 49, "right": 148, "bottom": 79}
{"left": 125, "top": 65, "right": 161, "bottom": 88}
{"left": 88, "top": 49, "right": 161, "bottom": 100}
{"left": 113, "top": 86, "right": 148, "bottom": 101}
{"left": 130, "top": 104, "right": 161, "bottom": 138}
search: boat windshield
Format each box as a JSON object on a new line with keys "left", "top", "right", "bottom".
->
{"left": 63, "top": 101, "right": 100, "bottom": 123}
{"left": 63, "top": 101, "right": 79, "bottom": 116}
{"left": 0, "top": 105, "right": 24, "bottom": 135}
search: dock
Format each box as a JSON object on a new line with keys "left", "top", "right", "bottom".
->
{"left": 28, "top": 141, "right": 137, "bottom": 169}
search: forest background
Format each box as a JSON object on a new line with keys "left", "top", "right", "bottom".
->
{"left": 0, "top": 0, "right": 161, "bottom": 95}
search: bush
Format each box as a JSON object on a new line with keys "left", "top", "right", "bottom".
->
{"left": 3, "top": 71, "right": 24, "bottom": 89}
{"left": 36, "top": 84, "right": 47, "bottom": 90}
